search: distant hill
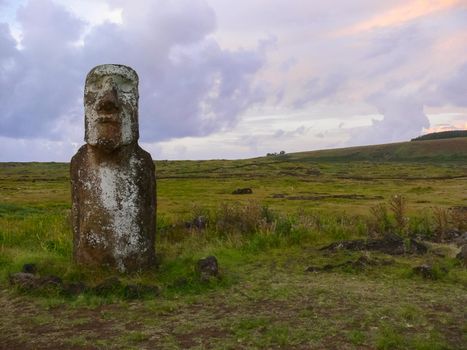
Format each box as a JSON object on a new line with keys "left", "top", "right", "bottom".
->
{"left": 285, "top": 137, "right": 467, "bottom": 163}
{"left": 411, "top": 130, "right": 467, "bottom": 141}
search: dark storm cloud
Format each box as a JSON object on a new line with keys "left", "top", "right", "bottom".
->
{"left": 136, "top": 41, "right": 266, "bottom": 140}
{"left": 0, "top": 0, "right": 266, "bottom": 142}
{"left": 1, "top": 0, "right": 86, "bottom": 139}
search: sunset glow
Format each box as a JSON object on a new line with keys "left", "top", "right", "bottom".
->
{"left": 340, "top": 0, "right": 463, "bottom": 35}
{"left": 423, "top": 121, "right": 467, "bottom": 134}
{"left": 0, "top": 0, "right": 465, "bottom": 161}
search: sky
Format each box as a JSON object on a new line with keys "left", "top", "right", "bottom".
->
{"left": 0, "top": 0, "right": 466, "bottom": 161}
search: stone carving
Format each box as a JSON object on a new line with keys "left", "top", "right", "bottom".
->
{"left": 71, "top": 64, "right": 156, "bottom": 272}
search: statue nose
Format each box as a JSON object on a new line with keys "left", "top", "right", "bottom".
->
{"left": 96, "top": 86, "right": 120, "bottom": 115}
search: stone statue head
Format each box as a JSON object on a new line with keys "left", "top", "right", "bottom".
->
{"left": 84, "top": 64, "right": 139, "bottom": 151}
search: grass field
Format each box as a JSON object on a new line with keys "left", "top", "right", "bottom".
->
{"left": 0, "top": 138, "right": 466, "bottom": 349}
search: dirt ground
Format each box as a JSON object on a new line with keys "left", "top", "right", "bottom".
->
{"left": 1, "top": 256, "right": 466, "bottom": 349}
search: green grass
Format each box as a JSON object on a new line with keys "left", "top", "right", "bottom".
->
{"left": 0, "top": 139, "right": 466, "bottom": 349}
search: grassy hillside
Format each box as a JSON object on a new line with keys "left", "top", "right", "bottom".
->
{"left": 1, "top": 140, "right": 466, "bottom": 218}
{"left": 411, "top": 130, "right": 467, "bottom": 141}
{"left": 286, "top": 137, "right": 467, "bottom": 162}
{"left": 0, "top": 139, "right": 466, "bottom": 349}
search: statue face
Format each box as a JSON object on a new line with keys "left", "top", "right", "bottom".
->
{"left": 84, "top": 64, "right": 139, "bottom": 151}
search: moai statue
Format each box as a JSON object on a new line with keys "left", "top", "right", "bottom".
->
{"left": 71, "top": 64, "right": 156, "bottom": 272}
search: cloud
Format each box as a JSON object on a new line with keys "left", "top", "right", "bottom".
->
{"left": 0, "top": 0, "right": 267, "bottom": 143}
{"left": 426, "top": 62, "right": 467, "bottom": 108}
{"left": 135, "top": 40, "right": 266, "bottom": 140}
{"left": 1, "top": 0, "right": 466, "bottom": 161}
{"left": 348, "top": 93, "right": 429, "bottom": 145}
{"left": 0, "top": 22, "right": 15, "bottom": 56}
{"left": 340, "top": 0, "right": 463, "bottom": 35}
{"left": 337, "top": 5, "right": 467, "bottom": 146}
{"left": 424, "top": 120, "right": 467, "bottom": 134}
{"left": 0, "top": 136, "right": 79, "bottom": 161}
{"left": 273, "top": 125, "right": 310, "bottom": 138}
{"left": 293, "top": 73, "right": 345, "bottom": 108}
{"left": 0, "top": 0, "right": 87, "bottom": 139}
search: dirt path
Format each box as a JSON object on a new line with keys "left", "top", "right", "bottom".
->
{"left": 1, "top": 267, "right": 466, "bottom": 349}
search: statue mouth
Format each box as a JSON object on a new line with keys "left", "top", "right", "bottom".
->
{"left": 96, "top": 115, "right": 121, "bottom": 124}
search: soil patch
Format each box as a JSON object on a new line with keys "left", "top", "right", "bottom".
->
{"left": 176, "top": 327, "right": 231, "bottom": 348}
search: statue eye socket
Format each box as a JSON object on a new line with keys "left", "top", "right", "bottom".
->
{"left": 86, "top": 80, "right": 101, "bottom": 91}
{"left": 84, "top": 91, "right": 97, "bottom": 103}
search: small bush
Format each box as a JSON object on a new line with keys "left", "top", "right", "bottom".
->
{"left": 275, "top": 216, "right": 293, "bottom": 236}
{"left": 214, "top": 201, "right": 274, "bottom": 235}
{"left": 450, "top": 207, "right": 467, "bottom": 231}
{"left": 389, "top": 195, "right": 408, "bottom": 235}
{"left": 367, "top": 195, "right": 410, "bottom": 238}
{"left": 408, "top": 213, "right": 433, "bottom": 239}
{"left": 432, "top": 206, "right": 450, "bottom": 241}
{"left": 368, "top": 203, "right": 392, "bottom": 237}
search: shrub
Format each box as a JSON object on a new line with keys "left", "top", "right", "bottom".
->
{"left": 368, "top": 203, "right": 392, "bottom": 237}
{"left": 408, "top": 213, "right": 433, "bottom": 239}
{"left": 450, "top": 207, "right": 467, "bottom": 231}
{"left": 389, "top": 195, "right": 408, "bottom": 235}
{"left": 432, "top": 206, "right": 450, "bottom": 241}
{"left": 214, "top": 201, "right": 274, "bottom": 235}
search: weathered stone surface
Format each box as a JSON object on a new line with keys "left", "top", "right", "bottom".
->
{"left": 413, "top": 264, "right": 435, "bottom": 279}
{"left": 196, "top": 256, "right": 219, "bottom": 281}
{"left": 71, "top": 64, "right": 156, "bottom": 272}
{"left": 185, "top": 216, "right": 207, "bottom": 230}
{"left": 305, "top": 255, "right": 394, "bottom": 273}
{"left": 454, "top": 232, "right": 467, "bottom": 247}
{"left": 9, "top": 272, "right": 40, "bottom": 290}
{"left": 40, "top": 275, "right": 63, "bottom": 287}
{"left": 232, "top": 188, "right": 253, "bottom": 194}
{"left": 9, "top": 273, "right": 63, "bottom": 290}
{"left": 321, "top": 234, "right": 427, "bottom": 255}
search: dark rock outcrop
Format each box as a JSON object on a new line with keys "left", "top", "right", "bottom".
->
{"left": 22, "top": 263, "right": 37, "bottom": 274}
{"left": 196, "top": 256, "right": 219, "bottom": 281}
{"left": 413, "top": 264, "right": 435, "bottom": 279}
{"left": 321, "top": 234, "right": 427, "bottom": 255}
{"left": 232, "top": 188, "right": 253, "bottom": 194}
